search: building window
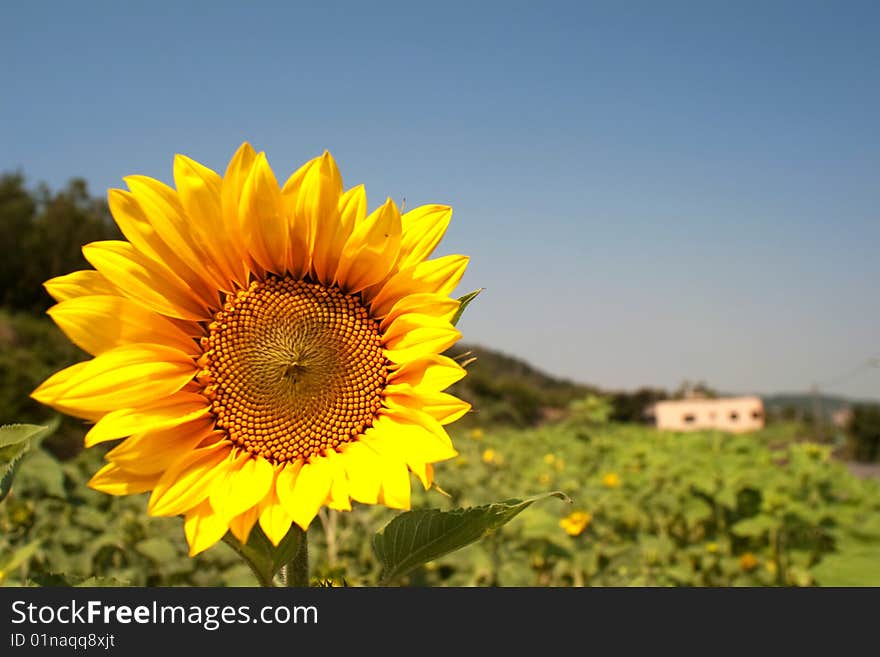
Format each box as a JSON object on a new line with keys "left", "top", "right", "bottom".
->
{"left": 729, "top": 411, "right": 739, "bottom": 421}
{"left": 683, "top": 414, "right": 696, "bottom": 424}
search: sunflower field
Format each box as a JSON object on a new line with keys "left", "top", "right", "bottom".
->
{"left": 3, "top": 402, "right": 878, "bottom": 587}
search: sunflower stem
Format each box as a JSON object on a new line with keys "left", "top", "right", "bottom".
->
{"left": 284, "top": 526, "right": 309, "bottom": 587}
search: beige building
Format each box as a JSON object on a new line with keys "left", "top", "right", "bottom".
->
{"left": 651, "top": 396, "right": 765, "bottom": 433}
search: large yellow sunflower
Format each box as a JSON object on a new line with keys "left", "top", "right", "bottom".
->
{"left": 32, "top": 144, "right": 470, "bottom": 555}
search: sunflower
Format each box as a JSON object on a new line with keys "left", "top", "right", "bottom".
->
{"left": 559, "top": 511, "right": 591, "bottom": 537}
{"left": 32, "top": 144, "right": 470, "bottom": 555}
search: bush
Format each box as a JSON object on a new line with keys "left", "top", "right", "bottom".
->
{"left": 846, "top": 404, "right": 880, "bottom": 463}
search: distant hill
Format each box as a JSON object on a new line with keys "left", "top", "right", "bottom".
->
{"left": 444, "top": 343, "right": 597, "bottom": 427}
{"left": 762, "top": 393, "right": 879, "bottom": 421}
{"left": 444, "top": 343, "right": 879, "bottom": 428}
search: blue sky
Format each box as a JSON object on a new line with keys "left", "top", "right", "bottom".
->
{"left": 2, "top": 1, "right": 879, "bottom": 399}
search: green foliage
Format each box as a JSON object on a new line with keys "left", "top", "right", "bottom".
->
{"left": 372, "top": 492, "right": 568, "bottom": 584}
{"left": 0, "top": 312, "right": 85, "bottom": 418}
{"left": 3, "top": 413, "right": 876, "bottom": 587}
{"left": 609, "top": 387, "right": 668, "bottom": 423}
{"left": 846, "top": 404, "right": 880, "bottom": 463}
{"left": 567, "top": 394, "right": 613, "bottom": 426}
{"left": 443, "top": 422, "right": 879, "bottom": 586}
{"left": 0, "top": 423, "right": 55, "bottom": 502}
{"left": 222, "top": 525, "right": 304, "bottom": 587}
{"left": 0, "top": 174, "right": 121, "bottom": 313}
{"left": 0, "top": 443, "right": 255, "bottom": 586}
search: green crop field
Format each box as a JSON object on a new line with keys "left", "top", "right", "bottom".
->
{"left": 3, "top": 404, "right": 878, "bottom": 587}
{"left": 2, "top": 303, "right": 878, "bottom": 587}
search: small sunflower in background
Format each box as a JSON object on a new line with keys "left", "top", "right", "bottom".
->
{"left": 601, "top": 472, "right": 621, "bottom": 488}
{"left": 559, "top": 511, "right": 591, "bottom": 536}
{"left": 32, "top": 144, "right": 471, "bottom": 556}
{"left": 739, "top": 552, "right": 759, "bottom": 571}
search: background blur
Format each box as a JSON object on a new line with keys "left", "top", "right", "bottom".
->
{"left": 1, "top": 1, "right": 878, "bottom": 586}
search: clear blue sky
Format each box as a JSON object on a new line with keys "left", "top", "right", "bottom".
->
{"left": 3, "top": 1, "right": 879, "bottom": 399}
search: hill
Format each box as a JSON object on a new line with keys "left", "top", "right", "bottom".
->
{"left": 762, "top": 393, "right": 879, "bottom": 422}
{"left": 445, "top": 343, "right": 598, "bottom": 427}
{"left": 447, "top": 343, "right": 879, "bottom": 428}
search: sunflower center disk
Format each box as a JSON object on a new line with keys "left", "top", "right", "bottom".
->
{"left": 200, "top": 277, "right": 387, "bottom": 463}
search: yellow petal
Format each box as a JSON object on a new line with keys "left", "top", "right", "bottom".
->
{"left": 387, "top": 354, "right": 466, "bottom": 391}
{"left": 209, "top": 452, "right": 274, "bottom": 521}
{"left": 380, "top": 403, "right": 453, "bottom": 444}
{"left": 383, "top": 312, "right": 456, "bottom": 347}
{"left": 337, "top": 442, "right": 381, "bottom": 505}
{"left": 376, "top": 453, "right": 411, "bottom": 510}
{"left": 297, "top": 152, "right": 344, "bottom": 286}
{"left": 397, "top": 204, "right": 452, "bottom": 270}
{"left": 184, "top": 500, "right": 229, "bottom": 557}
{"left": 364, "top": 418, "right": 449, "bottom": 495}
{"left": 239, "top": 153, "right": 289, "bottom": 276}
{"left": 365, "top": 412, "right": 458, "bottom": 465}
{"left": 30, "top": 362, "right": 103, "bottom": 421}
{"left": 409, "top": 462, "right": 435, "bottom": 491}
{"left": 228, "top": 506, "right": 260, "bottom": 544}
{"left": 83, "top": 240, "right": 210, "bottom": 321}
{"left": 284, "top": 458, "right": 332, "bottom": 530}
{"left": 383, "top": 317, "right": 462, "bottom": 364}
{"left": 38, "top": 343, "right": 197, "bottom": 416}
{"left": 44, "top": 270, "right": 117, "bottom": 302}
{"left": 148, "top": 441, "right": 230, "bottom": 516}
{"left": 88, "top": 462, "right": 160, "bottom": 495}
{"left": 274, "top": 460, "right": 304, "bottom": 519}
{"left": 48, "top": 295, "right": 197, "bottom": 356}
{"left": 334, "top": 198, "right": 402, "bottom": 293}
{"left": 107, "top": 188, "right": 221, "bottom": 307}
{"left": 105, "top": 418, "right": 216, "bottom": 474}
{"left": 384, "top": 385, "right": 472, "bottom": 425}
{"left": 221, "top": 142, "right": 258, "bottom": 284}
{"left": 83, "top": 392, "right": 210, "bottom": 446}
{"left": 280, "top": 156, "right": 317, "bottom": 277}
{"left": 123, "top": 175, "right": 230, "bottom": 297}
{"left": 368, "top": 254, "right": 469, "bottom": 318}
{"left": 32, "top": 345, "right": 196, "bottom": 418}
{"left": 258, "top": 473, "right": 294, "bottom": 546}
{"left": 379, "top": 293, "right": 459, "bottom": 332}
{"left": 339, "top": 184, "right": 367, "bottom": 230}
{"left": 174, "top": 154, "right": 241, "bottom": 290}
{"left": 322, "top": 449, "right": 351, "bottom": 511}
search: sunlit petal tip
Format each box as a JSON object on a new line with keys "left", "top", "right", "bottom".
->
{"left": 88, "top": 462, "right": 159, "bottom": 496}
{"left": 184, "top": 501, "right": 229, "bottom": 557}
{"left": 228, "top": 507, "right": 260, "bottom": 544}
{"left": 233, "top": 141, "right": 257, "bottom": 159}
{"left": 147, "top": 442, "right": 230, "bottom": 517}
{"left": 43, "top": 270, "right": 117, "bottom": 302}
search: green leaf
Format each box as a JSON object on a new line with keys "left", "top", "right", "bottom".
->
{"left": 0, "top": 540, "right": 41, "bottom": 583}
{"left": 0, "top": 423, "right": 54, "bottom": 448}
{"left": 135, "top": 538, "right": 179, "bottom": 564}
{"left": 222, "top": 524, "right": 304, "bottom": 587}
{"left": 372, "top": 491, "right": 570, "bottom": 584}
{"left": 16, "top": 448, "right": 66, "bottom": 498}
{"left": 450, "top": 288, "right": 483, "bottom": 327}
{"left": 731, "top": 514, "right": 778, "bottom": 538}
{"left": 0, "top": 423, "right": 53, "bottom": 503}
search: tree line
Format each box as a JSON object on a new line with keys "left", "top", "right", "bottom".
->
{"left": 0, "top": 173, "right": 121, "bottom": 312}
